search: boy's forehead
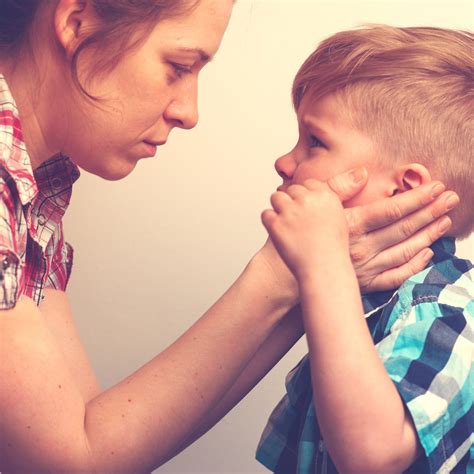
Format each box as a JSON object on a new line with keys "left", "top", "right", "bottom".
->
{"left": 297, "top": 93, "right": 349, "bottom": 132}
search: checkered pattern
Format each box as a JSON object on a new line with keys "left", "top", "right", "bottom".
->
{"left": 0, "top": 73, "right": 79, "bottom": 308}
{"left": 256, "top": 238, "right": 473, "bottom": 473}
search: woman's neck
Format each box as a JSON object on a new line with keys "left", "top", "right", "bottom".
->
{"left": 2, "top": 55, "right": 61, "bottom": 170}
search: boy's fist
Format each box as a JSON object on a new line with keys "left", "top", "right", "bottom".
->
{"left": 262, "top": 179, "right": 349, "bottom": 281}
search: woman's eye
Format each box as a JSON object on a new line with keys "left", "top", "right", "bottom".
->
{"left": 309, "top": 135, "right": 325, "bottom": 148}
{"left": 170, "top": 63, "right": 193, "bottom": 79}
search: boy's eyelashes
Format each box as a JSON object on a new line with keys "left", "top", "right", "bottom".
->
{"left": 308, "top": 134, "right": 326, "bottom": 149}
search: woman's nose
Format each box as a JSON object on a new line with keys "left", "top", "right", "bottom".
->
{"left": 275, "top": 153, "right": 297, "bottom": 180}
{"left": 164, "top": 84, "right": 199, "bottom": 130}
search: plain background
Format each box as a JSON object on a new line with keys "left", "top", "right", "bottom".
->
{"left": 64, "top": 1, "right": 474, "bottom": 473}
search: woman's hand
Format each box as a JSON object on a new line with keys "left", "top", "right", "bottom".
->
{"left": 324, "top": 168, "right": 457, "bottom": 292}
{"left": 257, "top": 166, "right": 458, "bottom": 299}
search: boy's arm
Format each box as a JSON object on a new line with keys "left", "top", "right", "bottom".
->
{"left": 262, "top": 179, "right": 423, "bottom": 473}
{"left": 299, "top": 255, "right": 422, "bottom": 473}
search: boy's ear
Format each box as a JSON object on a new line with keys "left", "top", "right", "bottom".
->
{"left": 391, "top": 163, "right": 432, "bottom": 195}
{"left": 54, "top": 0, "right": 97, "bottom": 59}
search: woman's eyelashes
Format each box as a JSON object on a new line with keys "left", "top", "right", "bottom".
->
{"left": 169, "top": 63, "right": 193, "bottom": 80}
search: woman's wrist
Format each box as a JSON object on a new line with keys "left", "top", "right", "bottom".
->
{"left": 246, "top": 248, "right": 299, "bottom": 315}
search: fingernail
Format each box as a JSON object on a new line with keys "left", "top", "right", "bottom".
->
{"left": 438, "top": 216, "right": 451, "bottom": 233}
{"left": 445, "top": 194, "right": 459, "bottom": 210}
{"left": 349, "top": 167, "right": 367, "bottom": 184}
{"left": 423, "top": 249, "right": 434, "bottom": 261}
{"left": 431, "top": 183, "right": 445, "bottom": 198}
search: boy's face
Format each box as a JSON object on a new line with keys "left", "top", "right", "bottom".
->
{"left": 275, "top": 93, "right": 392, "bottom": 207}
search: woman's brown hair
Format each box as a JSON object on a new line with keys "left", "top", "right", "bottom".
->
{"left": 0, "top": 0, "right": 199, "bottom": 97}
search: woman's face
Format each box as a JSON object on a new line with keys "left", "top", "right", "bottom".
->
{"left": 51, "top": 0, "right": 233, "bottom": 180}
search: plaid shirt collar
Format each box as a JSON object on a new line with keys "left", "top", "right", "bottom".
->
{"left": 362, "top": 237, "right": 456, "bottom": 316}
{"left": 0, "top": 73, "right": 80, "bottom": 243}
{"left": 0, "top": 73, "right": 40, "bottom": 205}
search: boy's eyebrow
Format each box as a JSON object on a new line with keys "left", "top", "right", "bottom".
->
{"left": 301, "top": 115, "right": 330, "bottom": 137}
{"left": 176, "top": 47, "right": 213, "bottom": 63}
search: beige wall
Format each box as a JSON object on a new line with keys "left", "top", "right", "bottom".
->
{"left": 64, "top": 1, "right": 473, "bottom": 472}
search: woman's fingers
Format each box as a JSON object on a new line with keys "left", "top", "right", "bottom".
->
{"left": 359, "top": 191, "right": 458, "bottom": 253}
{"left": 363, "top": 247, "right": 435, "bottom": 292}
{"left": 355, "top": 216, "right": 452, "bottom": 293}
{"left": 370, "top": 217, "right": 451, "bottom": 269}
{"left": 348, "top": 181, "right": 448, "bottom": 236}
{"left": 326, "top": 167, "right": 368, "bottom": 202}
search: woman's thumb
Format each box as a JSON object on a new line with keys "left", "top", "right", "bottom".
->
{"left": 327, "top": 167, "right": 368, "bottom": 202}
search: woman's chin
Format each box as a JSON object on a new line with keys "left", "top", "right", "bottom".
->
{"left": 77, "top": 159, "right": 138, "bottom": 181}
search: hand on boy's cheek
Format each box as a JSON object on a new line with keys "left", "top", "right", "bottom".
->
{"left": 262, "top": 179, "right": 349, "bottom": 280}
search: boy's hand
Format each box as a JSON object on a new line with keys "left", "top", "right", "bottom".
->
{"left": 262, "top": 166, "right": 458, "bottom": 294}
{"left": 262, "top": 179, "right": 349, "bottom": 281}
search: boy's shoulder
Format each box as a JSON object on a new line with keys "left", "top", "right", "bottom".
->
{"left": 377, "top": 238, "right": 473, "bottom": 335}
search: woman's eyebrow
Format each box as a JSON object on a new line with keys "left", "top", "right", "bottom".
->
{"left": 176, "top": 47, "right": 213, "bottom": 63}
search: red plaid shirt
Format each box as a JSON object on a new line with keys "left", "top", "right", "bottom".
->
{"left": 0, "top": 73, "right": 79, "bottom": 308}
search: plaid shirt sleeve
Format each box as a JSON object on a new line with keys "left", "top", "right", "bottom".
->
{"left": 0, "top": 179, "right": 22, "bottom": 309}
{"left": 375, "top": 267, "right": 474, "bottom": 473}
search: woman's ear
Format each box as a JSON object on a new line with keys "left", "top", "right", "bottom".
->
{"left": 54, "top": 0, "right": 96, "bottom": 59}
{"left": 391, "top": 163, "right": 432, "bottom": 195}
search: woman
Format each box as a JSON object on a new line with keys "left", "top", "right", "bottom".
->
{"left": 0, "top": 1, "right": 456, "bottom": 473}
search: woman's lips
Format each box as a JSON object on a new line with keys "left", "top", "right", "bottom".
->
{"left": 142, "top": 140, "right": 166, "bottom": 157}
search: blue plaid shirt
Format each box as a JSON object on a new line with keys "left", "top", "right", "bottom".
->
{"left": 256, "top": 238, "right": 473, "bottom": 473}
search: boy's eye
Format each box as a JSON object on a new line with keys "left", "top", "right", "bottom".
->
{"left": 309, "top": 135, "right": 325, "bottom": 149}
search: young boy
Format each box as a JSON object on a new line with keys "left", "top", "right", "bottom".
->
{"left": 257, "top": 26, "right": 473, "bottom": 473}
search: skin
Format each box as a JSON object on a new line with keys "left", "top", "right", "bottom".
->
{"left": 0, "top": 1, "right": 459, "bottom": 472}
{"left": 7, "top": 0, "right": 232, "bottom": 179}
{"left": 262, "top": 93, "right": 460, "bottom": 472}
{"left": 275, "top": 93, "right": 439, "bottom": 207}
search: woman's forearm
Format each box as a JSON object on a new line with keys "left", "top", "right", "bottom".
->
{"left": 2, "top": 247, "right": 297, "bottom": 474}
{"left": 83, "top": 255, "right": 297, "bottom": 473}
{"left": 170, "top": 306, "right": 304, "bottom": 459}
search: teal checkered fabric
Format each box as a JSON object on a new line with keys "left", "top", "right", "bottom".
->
{"left": 256, "top": 238, "right": 473, "bottom": 473}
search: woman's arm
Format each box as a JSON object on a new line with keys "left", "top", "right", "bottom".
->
{"left": 0, "top": 174, "right": 455, "bottom": 474}
{"left": 1, "top": 253, "right": 295, "bottom": 474}
{"left": 170, "top": 305, "right": 305, "bottom": 459}
{"left": 39, "top": 289, "right": 102, "bottom": 403}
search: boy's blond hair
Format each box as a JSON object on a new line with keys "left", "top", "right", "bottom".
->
{"left": 293, "top": 25, "right": 473, "bottom": 238}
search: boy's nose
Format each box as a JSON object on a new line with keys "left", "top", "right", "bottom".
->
{"left": 275, "top": 153, "right": 297, "bottom": 180}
